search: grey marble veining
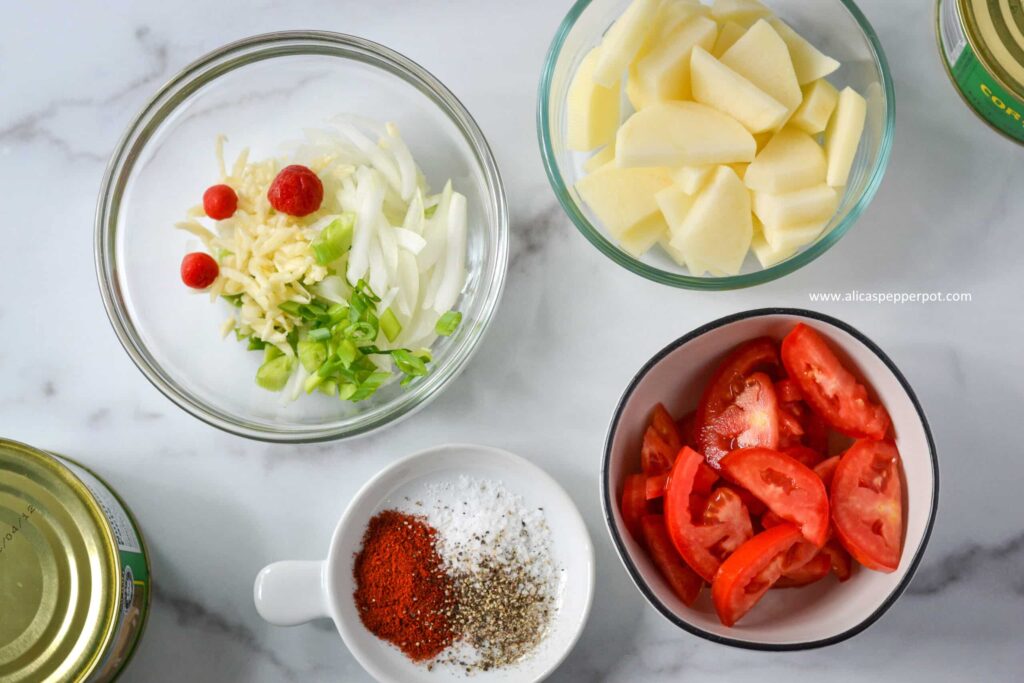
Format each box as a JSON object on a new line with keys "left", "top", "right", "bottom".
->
{"left": 2, "top": 0, "right": 1023, "bottom": 681}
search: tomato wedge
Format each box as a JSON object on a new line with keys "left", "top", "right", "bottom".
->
{"left": 775, "top": 553, "right": 831, "bottom": 588}
{"left": 677, "top": 411, "right": 698, "bottom": 449}
{"left": 822, "top": 539, "right": 853, "bottom": 582}
{"left": 695, "top": 338, "right": 779, "bottom": 463}
{"left": 711, "top": 523, "right": 804, "bottom": 626}
{"left": 813, "top": 455, "right": 841, "bottom": 489}
{"left": 719, "top": 447, "right": 830, "bottom": 547}
{"left": 641, "top": 426, "right": 675, "bottom": 475}
{"left": 781, "top": 323, "right": 891, "bottom": 440}
{"left": 774, "top": 378, "right": 803, "bottom": 403}
{"left": 694, "top": 461, "right": 719, "bottom": 495}
{"left": 783, "top": 445, "right": 823, "bottom": 469}
{"left": 778, "top": 405, "right": 805, "bottom": 446}
{"left": 831, "top": 440, "right": 904, "bottom": 572}
{"left": 646, "top": 473, "right": 669, "bottom": 500}
{"left": 650, "top": 403, "right": 682, "bottom": 452}
{"left": 620, "top": 474, "right": 647, "bottom": 543}
{"left": 698, "top": 372, "right": 781, "bottom": 465}
{"left": 665, "top": 447, "right": 754, "bottom": 581}
{"left": 642, "top": 515, "right": 703, "bottom": 606}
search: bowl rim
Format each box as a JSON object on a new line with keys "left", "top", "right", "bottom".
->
{"left": 94, "top": 31, "right": 509, "bottom": 443}
{"left": 325, "top": 442, "right": 597, "bottom": 682}
{"left": 537, "top": 0, "right": 896, "bottom": 290}
{"left": 600, "top": 308, "right": 939, "bottom": 650}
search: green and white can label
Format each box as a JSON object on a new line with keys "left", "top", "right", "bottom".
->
{"left": 938, "top": 0, "right": 1024, "bottom": 143}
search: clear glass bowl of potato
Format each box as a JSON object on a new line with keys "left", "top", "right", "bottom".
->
{"left": 538, "top": 0, "right": 894, "bottom": 289}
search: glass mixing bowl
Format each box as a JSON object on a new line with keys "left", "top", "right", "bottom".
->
{"left": 538, "top": 0, "right": 894, "bottom": 290}
{"left": 96, "top": 32, "right": 508, "bottom": 442}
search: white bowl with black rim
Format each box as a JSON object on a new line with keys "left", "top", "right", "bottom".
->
{"left": 601, "top": 309, "right": 938, "bottom": 650}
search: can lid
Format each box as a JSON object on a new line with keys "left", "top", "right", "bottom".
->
{"left": 962, "top": 0, "right": 1024, "bottom": 96}
{"left": 0, "top": 440, "right": 119, "bottom": 683}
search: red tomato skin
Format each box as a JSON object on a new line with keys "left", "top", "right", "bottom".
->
{"left": 712, "top": 523, "right": 804, "bottom": 627}
{"left": 775, "top": 553, "right": 831, "bottom": 588}
{"left": 814, "top": 455, "right": 841, "bottom": 489}
{"left": 761, "top": 510, "right": 785, "bottom": 529}
{"left": 267, "top": 165, "right": 324, "bottom": 216}
{"left": 781, "top": 323, "right": 891, "bottom": 440}
{"left": 202, "top": 184, "right": 238, "bottom": 219}
{"left": 665, "top": 447, "right": 753, "bottom": 582}
{"left": 698, "top": 372, "right": 781, "bottom": 466}
{"left": 775, "top": 378, "right": 803, "bottom": 403}
{"left": 695, "top": 339, "right": 780, "bottom": 463}
{"left": 693, "top": 461, "right": 719, "bottom": 495}
{"left": 822, "top": 539, "right": 854, "bottom": 581}
{"left": 621, "top": 474, "right": 647, "bottom": 544}
{"left": 645, "top": 474, "right": 668, "bottom": 500}
{"left": 651, "top": 404, "right": 683, "bottom": 452}
{"left": 720, "top": 447, "right": 830, "bottom": 547}
{"left": 641, "top": 426, "right": 676, "bottom": 475}
{"left": 180, "top": 252, "right": 219, "bottom": 289}
{"left": 642, "top": 515, "right": 703, "bottom": 606}
{"left": 831, "top": 440, "right": 903, "bottom": 572}
{"left": 783, "top": 445, "right": 823, "bottom": 469}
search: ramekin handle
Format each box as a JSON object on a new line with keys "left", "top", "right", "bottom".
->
{"left": 253, "top": 560, "right": 329, "bottom": 626}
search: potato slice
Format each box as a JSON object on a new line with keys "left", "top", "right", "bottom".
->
{"left": 751, "top": 222, "right": 797, "bottom": 268}
{"left": 670, "top": 166, "right": 752, "bottom": 275}
{"left": 711, "top": 0, "right": 772, "bottom": 26}
{"left": 790, "top": 79, "right": 839, "bottom": 135}
{"left": 745, "top": 127, "right": 827, "bottom": 193}
{"left": 825, "top": 87, "right": 867, "bottom": 187}
{"left": 657, "top": 234, "right": 689, "bottom": 268}
{"left": 593, "top": 0, "right": 659, "bottom": 87}
{"left": 632, "top": 16, "right": 718, "bottom": 104}
{"left": 762, "top": 217, "right": 829, "bottom": 252}
{"left": 753, "top": 184, "right": 839, "bottom": 231}
{"left": 730, "top": 162, "right": 749, "bottom": 181}
{"left": 712, "top": 21, "right": 746, "bottom": 57}
{"left": 768, "top": 19, "right": 840, "bottom": 85}
{"left": 673, "top": 165, "right": 715, "bottom": 194}
{"left": 582, "top": 144, "right": 616, "bottom": 173}
{"left": 576, "top": 164, "right": 673, "bottom": 238}
{"left": 721, "top": 20, "right": 802, "bottom": 113}
{"left": 568, "top": 48, "right": 621, "bottom": 151}
{"left": 620, "top": 214, "right": 669, "bottom": 257}
{"left": 690, "top": 47, "right": 789, "bottom": 133}
{"left": 655, "top": 184, "right": 696, "bottom": 232}
{"left": 616, "top": 101, "right": 756, "bottom": 167}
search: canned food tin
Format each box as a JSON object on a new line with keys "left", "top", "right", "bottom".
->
{"left": 0, "top": 439, "right": 151, "bottom": 682}
{"left": 937, "top": 0, "right": 1024, "bottom": 144}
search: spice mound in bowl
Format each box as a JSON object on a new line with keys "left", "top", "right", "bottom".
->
{"left": 353, "top": 476, "right": 559, "bottom": 673}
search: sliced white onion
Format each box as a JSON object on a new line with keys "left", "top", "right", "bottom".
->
{"left": 433, "top": 192, "right": 468, "bottom": 314}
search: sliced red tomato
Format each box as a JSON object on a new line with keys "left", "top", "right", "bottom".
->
{"left": 719, "top": 447, "right": 830, "bottom": 547}
{"left": 646, "top": 473, "right": 668, "bottom": 500}
{"left": 822, "top": 539, "right": 853, "bottom": 582}
{"left": 814, "top": 455, "right": 841, "bottom": 489}
{"left": 665, "top": 447, "right": 754, "bottom": 581}
{"left": 792, "top": 402, "right": 830, "bottom": 453}
{"left": 831, "top": 439, "right": 904, "bottom": 572}
{"left": 677, "top": 411, "right": 698, "bottom": 449}
{"left": 711, "top": 523, "right": 804, "bottom": 627}
{"left": 620, "top": 474, "right": 647, "bottom": 543}
{"left": 650, "top": 403, "right": 682, "bottom": 452}
{"left": 775, "top": 553, "right": 831, "bottom": 588}
{"left": 783, "top": 445, "right": 823, "bottom": 469}
{"left": 781, "top": 323, "right": 891, "bottom": 440}
{"left": 778, "top": 405, "right": 805, "bottom": 447}
{"left": 695, "top": 338, "right": 779, "bottom": 463}
{"left": 642, "top": 515, "right": 703, "bottom": 606}
{"left": 640, "top": 426, "right": 675, "bottom": 475}
{"left": 720, "top": 484, "right": 767, "bottom": 517}
{"left": 775, "top": 378, "right": 804, "bottom": 403}
{"left": 694, "top": 461, "right": 719, "bottom": 495}
{"left": 760, "top": 509, "right": 785, "bottom": 529}
{"left": 698, "top": 372, "right": 780, "bottom": 465}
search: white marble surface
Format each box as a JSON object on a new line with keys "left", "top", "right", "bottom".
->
{"left": 2, "top": 0, "right": 1022, "bottom": 681}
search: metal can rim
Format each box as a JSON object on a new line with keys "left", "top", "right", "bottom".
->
{"left": 957, "top": 0, "right": 1024, "bottom": 99}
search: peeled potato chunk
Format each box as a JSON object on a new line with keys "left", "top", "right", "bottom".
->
{"left": 769, "top": 18, "right": 840, "bottom": 85}
{"left": 655, "top": 184, "right": 696, "bottom": 231}
{"left": 751, "top": 223, "right": 797, "bottom": 268}
{"left": 825, "top": 87, "right": 867, "bottom": 187}
{"left": 712, "top": 21, "right": 746, "bottom": 57}
{"left": 761, "top": 217, "right": 829, "bottom": 252}
{"left": 576, "top": 164, "right": 673, "bottom": 239}
{"left": 583, "top": 144, "right": 616, "bottom": 173}
{"left": 657, "top": 234, "right": 690, "bottom": 267}
{"left": 790, "top": 79, "right": 839, "bottom": 135}
{"left": 567, "top": 48, "right": 621, "bottom": 152}
{"left": 753, "top": 184, "right": 839, "bottom": 231}
{"left": 593, "top": 0, "right": 659, "bottom": 87}
{"left": 670, "top": 166, "right": 752, "bottom": 275}
{"left": 721, "top": 20, "right": 802, "bottom": 113}
{"left": 632, "top": 16, "right": 718, "bottom": 104}
{"left": 673, "top": 165, "right": 715, "bottom": 194}
{"left": 745, "top": 127, "right": 827, "bottom": 194}
{"left": 616, "top": 101, "right": 756, "bottom": 167}
{"left": 711, "top": 0, "right": 772, "bottom": 26}
{"left": 620, "top": 214, "right": 670, "bottom": 257}
{"left": 691, "top": 47, "right": 789, "bottom": 134}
